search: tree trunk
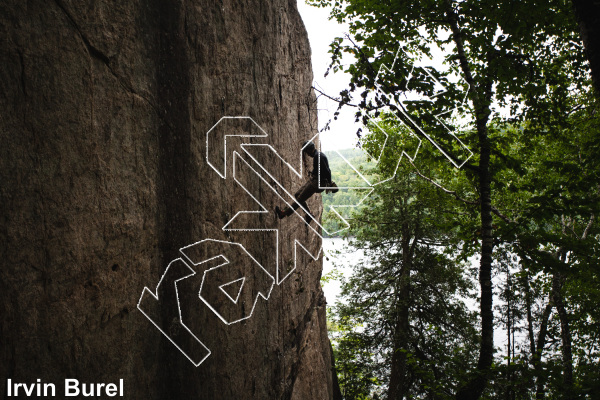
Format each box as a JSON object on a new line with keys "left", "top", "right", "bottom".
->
{"left": 455, "top": 111, "right": 495, "bottom": 400}
{"left": 572, "top": 0, "right": 600, "bottom": 95}
{"left": 330, "top": 340, "right": 344, "bottom": 400}
{"left": 551, "top": 274, "right": 574, "bottom": 398}
{"left": 534, "top": 296, "right": 554, "bottom": 400}
{"left": 523, "top": 271, "right": 539, "bottom": 392}
{"left": 523, "top": 272, "right": 537, "bottom": 357}
{"left": 387, "top": 302, "right": 410, "bottom": 400}
{"left": 444, "top": 3, "right": 495, "bottom": 397}
{"left": 506, "top": 270, "right": 514, "bottom": 400}
{"left": 388, "top": 225, "right": 413, "bottom": 400}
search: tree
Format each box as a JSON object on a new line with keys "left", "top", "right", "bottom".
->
{"left": 331, "top": 116, "right": 600, "bottom": 399}
{"left": 496, "top": 115, "right": 600, "bottom": 399}
{"left": 571, "top": 0, "right": 600, "bottom": 94}
{"left": 308, "top": 0, "right": 589, "bottom": 397}
{"left": 330, "top": 121, "right": 479, "bottom": 399}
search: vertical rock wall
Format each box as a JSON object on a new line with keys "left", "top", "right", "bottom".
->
{"left": 0, "top": 0, "right": 333, "bottom": 398}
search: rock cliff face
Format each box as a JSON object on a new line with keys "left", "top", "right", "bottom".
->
{"left": 0, "top": 0, "right": 333, "bottom": 398}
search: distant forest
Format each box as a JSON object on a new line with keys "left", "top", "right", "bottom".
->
{"left": 321, "top": 148, "right": 372, "bottom": 236}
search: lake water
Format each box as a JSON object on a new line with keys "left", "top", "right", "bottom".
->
{"left": 322, "top": 237, "right": 351, "bottom": 305}
{"left": 321, "top": 237, "right": 518, "bottom": 354}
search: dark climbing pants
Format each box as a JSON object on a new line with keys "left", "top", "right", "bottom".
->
{"left": 282, "top": 177, "right": 319, "bottom": 217}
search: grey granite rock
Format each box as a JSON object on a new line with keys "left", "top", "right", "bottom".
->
{"left": 0, "top": 0, "right": 333, "bottom": 398}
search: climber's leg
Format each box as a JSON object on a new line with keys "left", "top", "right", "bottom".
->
{"left": 275, "top": 178, "right": 318, "bottom": 219}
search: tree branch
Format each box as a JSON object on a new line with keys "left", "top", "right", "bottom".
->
{"left": 581, "top": 214, "right": 595, "bottom": 240}
{"left": 406, "top": 156, "right": 515, "bottom": 224}
{"left": 405, "top": 157, "right": 477, "bottom": 205}
{"left": 312, "top": 85, "right": 359, "bottom": 107}
{"left": 443, "top": 0, "right": 475, "bottom": 88}
{"left": 491, "top": 208, "right": 515, "bottom": 224}
{"left": 343, "top": 34, "right": 481, "bottom": 173}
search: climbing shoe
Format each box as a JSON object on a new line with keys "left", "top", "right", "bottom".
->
{"left": 325, "top": 181, "right": 339, "bottom": 194}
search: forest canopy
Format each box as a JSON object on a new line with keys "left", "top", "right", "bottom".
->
{"left": 310, "top": 0, "right": 600, "bottom": 399}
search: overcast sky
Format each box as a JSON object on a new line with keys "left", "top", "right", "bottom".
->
{"left": 296, "top": 2, "right": 477, "bottom": 156}
{"left": 296, "top": 1, "right": 363, "bottom": 151}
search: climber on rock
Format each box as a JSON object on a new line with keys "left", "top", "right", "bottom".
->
{"left": 275, "top": 140, "right": 333, "bottom": 225}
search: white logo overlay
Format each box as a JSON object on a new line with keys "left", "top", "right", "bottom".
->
{"left": 137, "top": 48, "right": 472, "bottom": 366}
{"left": 137, "top": 117, "right": 339, "bottom": 366}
